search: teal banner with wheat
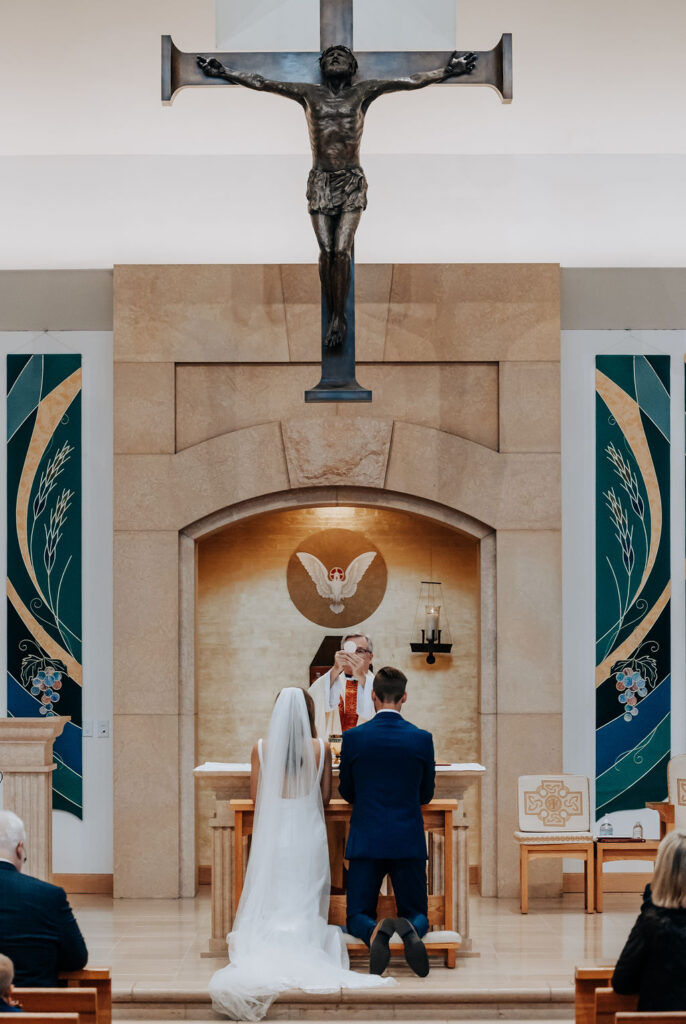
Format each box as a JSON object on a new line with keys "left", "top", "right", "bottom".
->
{"left": 595, "top": 355, "right": 670, "bottom": 818}
{"left": 6, "top": 354, "right": 83, "bottom": 817}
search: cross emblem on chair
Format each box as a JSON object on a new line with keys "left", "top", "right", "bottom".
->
{"left": 524, "top": 780, "right": 583, "bottom": 828}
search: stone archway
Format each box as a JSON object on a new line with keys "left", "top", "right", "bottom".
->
{"left": 114, "top": 417, "right": 559, "bottom": 901}
{"left": 113, "top": 262, "right": 561, "bottom": 901}
{"left": 180, "top": 487, "right": 496, "bottom": 901}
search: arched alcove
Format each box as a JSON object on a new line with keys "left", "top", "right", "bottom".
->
{"left": 171, "top": 486, "right": 497, "bottom": 899}
{"left": 192, "top": 501, "right": 486, "bottom": 882}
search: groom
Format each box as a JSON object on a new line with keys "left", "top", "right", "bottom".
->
{"left": 338, "top": 666, "right": 435, "bottom": 977}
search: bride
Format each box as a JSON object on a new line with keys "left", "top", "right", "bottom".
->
{"left": 209, "top": 687, "right": 394, "bottom": 1020}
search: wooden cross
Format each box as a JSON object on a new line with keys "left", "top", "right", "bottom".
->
{"left": 162, "top": 1, "right": 511, "bottom": 403}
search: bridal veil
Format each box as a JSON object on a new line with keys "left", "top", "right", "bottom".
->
{"left": 209, "top": 686, "right": 393, "bottom": 1020}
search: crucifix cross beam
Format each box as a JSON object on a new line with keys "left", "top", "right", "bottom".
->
{"left": 162, "top": 0, "right": 511, "bottom": 403}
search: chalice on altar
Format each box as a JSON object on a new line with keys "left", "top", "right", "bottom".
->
{"left": 329, "top": 734, "right": 342, "bottom": 763}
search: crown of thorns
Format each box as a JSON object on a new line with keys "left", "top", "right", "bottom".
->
{"left": 319, "top": 45, "right": 358, "bottom": 73}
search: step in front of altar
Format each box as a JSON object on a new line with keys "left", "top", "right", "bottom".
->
{"left": 112, "top": 980, "right": 574, "bottom": 1020}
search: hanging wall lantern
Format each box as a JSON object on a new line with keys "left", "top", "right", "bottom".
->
{"left": 409, "top": 581, "right": 453, "bottom": 664}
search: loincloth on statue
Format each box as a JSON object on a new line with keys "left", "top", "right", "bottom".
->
{"left": 306, "top": 166, "right": 368, "bottom": 216}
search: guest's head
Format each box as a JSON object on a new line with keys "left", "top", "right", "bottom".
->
{"left": 0, "top": 811, "right": 26, "bottom": 872}
{"left": 0, "top": 954, "right": 15, "bottom": 1002}
{"left": 651, "top": 828, "right": 686, "bottom": 909}
{"left": 276, "top": 687, "right": 317, "bottom": 737}
{"left": 372, "top": 666, "right": 408, "bottom": 710}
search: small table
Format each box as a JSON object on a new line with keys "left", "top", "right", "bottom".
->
{"left": 646, "top": 801, "right": 674, "bottom": 839}
{"left": 594, "top": 839, "right": 660, "bottom": 912}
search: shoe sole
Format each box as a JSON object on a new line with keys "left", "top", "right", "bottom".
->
{"left": 369, "top": 918, "right": 395, "bottom": 975}
{"left": 393, "top": 917, "right": 430, "bottom": 978}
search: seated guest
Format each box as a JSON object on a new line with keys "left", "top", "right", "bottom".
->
{"left": 0, "top": 811, "right": 88, "bottom": 986}
{"left": 613, "top": 828, "right": 686, "bottom": 1009}
{"left": 0, "top": 954, "right": 21, "bottom": 1012}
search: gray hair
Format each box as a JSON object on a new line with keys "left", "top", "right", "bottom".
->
{"left": 652, "top": 828, "right": 686, "bottom": 909}
{"left": 341, "top": 633, "right": 373, "bottom": 654}
{"left": 0, "top": 954, "right": 13, "bottom": 995}
{"left": 0, "top": 810, "right": 26, "bottom": 857}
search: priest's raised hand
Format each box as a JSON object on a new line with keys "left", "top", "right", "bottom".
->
{"left": 310, "top": 633, "right": 375, "bottom": 740}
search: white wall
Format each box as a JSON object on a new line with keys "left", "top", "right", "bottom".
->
{"left": 3, "top": 0, "right": 685, "bottom": 157}
{"left": 2, "top": 1, "right": 686, "bottom": 267}
{"left": 562, "top": 331, "right": 686, "bottom": 853}
{"left": 3, "top": 153, "right": 686, "bottom": 269}
{"left": 216, "top": 0, "right": 456, "bottom": 52}
{"left": 0, "top": 332, "right": 113, "bottom": 873}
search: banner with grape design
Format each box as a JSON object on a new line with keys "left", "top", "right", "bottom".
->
{"left": 6, "top": 354, "right": 82, "bottom": 817}
{"left": 595, "top": 355, "right": 670, "bottom": 818}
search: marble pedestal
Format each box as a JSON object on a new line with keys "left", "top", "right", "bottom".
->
{"left": 0, "top": 717, "right": 68, "bottom": 880}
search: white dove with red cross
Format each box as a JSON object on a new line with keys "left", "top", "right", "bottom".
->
{"left": 295, "top": 551, "right": 377, "bottom": 613}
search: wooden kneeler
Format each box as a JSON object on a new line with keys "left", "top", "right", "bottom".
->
{"left": 0, "top": 1015, "right": 78, "bottom": 1024}
{"left": 575, "top": 966, "right": 615, "bottom": 1024}
{"left": 60, "top": 969, "right": 112, "bottom": 1024}
{"left": 618, "top": 1014, "right": 686, "bottom": 1024}
{"left": 11, "top": 988, "right": 97, "bottom": 1024}
{"left": 595, "top": 986, "right": 639, "bottom": 1024}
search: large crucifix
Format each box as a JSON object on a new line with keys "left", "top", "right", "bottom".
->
{"left": 162, "top": 1, "right": 511, "bottom": 402}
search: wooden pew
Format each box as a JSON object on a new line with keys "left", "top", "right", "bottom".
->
{"left": 60, "top": 970, "right": 112, "bottom": 1024}
{"left": 618, "top": 1015, "right": 686, "bottom": 1024}
{"left": 596, "top": 986, "right": 640, "bottom": 1024}
{"left": 0, "top": 1015, "right": 78, "bottom": 1023}
{"left": 575, "top": 967, "right": 615, "bottom": 1024}
{"left": 12, "top": 987, "right": 97, "bottom": 1024}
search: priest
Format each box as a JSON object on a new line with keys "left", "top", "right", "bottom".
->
{"left": 311, "top": 634, "right": 374, "bottom": 740}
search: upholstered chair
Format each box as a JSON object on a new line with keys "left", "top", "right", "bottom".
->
{"left": 667, "top": 754, "right": 686, "bottom": 829}
{"left": 514, "top": 774, "right": 594, "bottom": 913}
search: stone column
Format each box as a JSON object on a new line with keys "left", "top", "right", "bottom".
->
{"left": 204, "top": 797, "right": 234, "bottom": 958}
{"left": 454, "top": 815, "right": 472, "bottom": 951}
{"left": 0, "top": 718, "right": 67, "bottom": 881}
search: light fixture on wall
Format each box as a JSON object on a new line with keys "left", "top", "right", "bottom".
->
{"left": 409, "top": 581, "right": 452, "bottom": 664}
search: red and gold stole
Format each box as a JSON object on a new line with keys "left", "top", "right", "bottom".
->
{"left": 338, "top": 677, "right": 359, "bottom": 731}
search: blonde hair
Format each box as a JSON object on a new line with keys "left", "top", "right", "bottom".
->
{"left": 651, "top": 828, "right": 686, "bottom": 908}
{"left": 0, "top": 954, "right": 14, "bottom": 996}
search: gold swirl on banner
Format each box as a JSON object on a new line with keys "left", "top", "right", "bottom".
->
{"left": 596, "top": 369, "right": 661, "bottom": 610}
{"left": 15, "top": 368, "right": 81, "bottom": 624}
{"left": 596, "top": 366, "right": 666, "bottom": 687}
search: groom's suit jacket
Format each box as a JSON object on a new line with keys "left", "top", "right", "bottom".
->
{"left": 338, "top": 711, "right": 435, "bottom": 860}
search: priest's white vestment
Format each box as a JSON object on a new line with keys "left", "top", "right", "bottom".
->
{"left": 310, "top": 669, "right": 375, "bottom": 739}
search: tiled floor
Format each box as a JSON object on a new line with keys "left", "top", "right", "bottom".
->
{"left": 70, "top": 886, "right": 640, "bottom": 996}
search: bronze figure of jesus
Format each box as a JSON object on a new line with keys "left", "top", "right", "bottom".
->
{"left": 198, "top": 45, "right": 477, "bottom": 348}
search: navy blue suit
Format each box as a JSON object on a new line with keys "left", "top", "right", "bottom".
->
{"left": 338, "top": 710, "right": 435, "bottom": 945}
{"left": 0, "top": 862, "right": 88, "bottom": 986}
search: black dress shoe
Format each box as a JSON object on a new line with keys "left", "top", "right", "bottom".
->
{"left": 369, "top": 917, "right": 396, "bottom": 975}
{"left": 393, "top": 917, "right": 429, "bottom": 977}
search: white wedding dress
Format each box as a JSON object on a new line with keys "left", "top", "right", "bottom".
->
{"left": 209, "top": 687, "right": 394, "bottom": 1021}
